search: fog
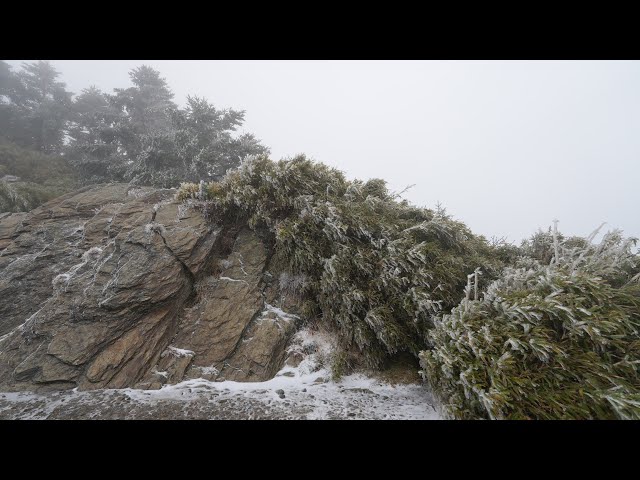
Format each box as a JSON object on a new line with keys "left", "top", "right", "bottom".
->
{"left": 7, "top": 60, "right": 639, "bottom": 242}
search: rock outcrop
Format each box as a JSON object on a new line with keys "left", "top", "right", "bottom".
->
{"left": 0, "top": 184, "right": 301, "bottom": 392}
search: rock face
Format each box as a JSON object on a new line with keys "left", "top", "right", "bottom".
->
{"left": 0, "top": 184, "right": 301, "bottom": 392}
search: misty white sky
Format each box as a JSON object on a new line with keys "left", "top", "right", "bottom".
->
{"left": 8, "top": 60, "right": 640, "bottom": 243}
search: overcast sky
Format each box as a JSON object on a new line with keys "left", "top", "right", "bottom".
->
{"left": 8, "top": 60, "right": 640, "bottom": 243}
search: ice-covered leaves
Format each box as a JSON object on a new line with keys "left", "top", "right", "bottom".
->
{"left": 420, "top": 231, "right": 640, "bottom": 420}
{"left": 177, "top": 155, "right": 504, "bottom": 370}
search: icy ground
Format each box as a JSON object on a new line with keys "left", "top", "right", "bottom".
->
{"left": 0, "top": 374, "right": 441, "bottom": 420}
{"left": 0, "top": 329, "right": 442, "bottom": 420}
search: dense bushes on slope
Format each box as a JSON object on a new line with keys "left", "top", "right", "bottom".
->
{"left": 178, "top": 154, "right": 511, "bottom": 370}
{"left": 0, "top": 139, "right": 77, "bottom": 212}
{"left": 1, "top": 181, "right": 63, "bottom": 213}
{"left": 420, "top": 230, "right": 640, "bottom": 419}
{"left": 179, "top": 157, "right": 640, "bottom": 419}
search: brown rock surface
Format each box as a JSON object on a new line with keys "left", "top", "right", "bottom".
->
{"left": 0, "top": 184, "right": 300, "bottom": 392}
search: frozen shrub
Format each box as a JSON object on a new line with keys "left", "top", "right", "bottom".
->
{"left": 0, "top": 139, "right": 77, "bottom": 212}
{"left": 279, "top": 272, "right": 309, "bottom": 297}
{"left": 177, "top": 155, "right": 508, "bottom": 371}
{"left": 420, "top": 230, "right": 640, "bottom": 419}
{"left": 176, "top": 182, "right": 200, "bottom": 201}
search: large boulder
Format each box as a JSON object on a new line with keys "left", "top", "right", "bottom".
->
{"left": 0, "top": 184, "right": 300, "bottom": 392}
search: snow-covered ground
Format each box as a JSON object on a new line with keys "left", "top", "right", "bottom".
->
{"left": 0, "top": 329, "right": 442, "bottom": 420}
{"left": 0, "top": 375, "right": 441, "bottom": 420}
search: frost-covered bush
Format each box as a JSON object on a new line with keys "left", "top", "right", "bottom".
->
{"left": 176, "top": 182, "right": 200, "bottom": 201}
{"left": 0, "top": 139, "right": 77, "bottom": 212}
{"left": 279, "top": 272, "right": 310, "bottom": 297}
{"left": 178, "top": 154, "right": 508, "bottom": 369}
{"left": 420, "top": 230, "right": 640, "bottom": 419}
{"left": 0, "top": 180, "right": 70, "bottom": 213}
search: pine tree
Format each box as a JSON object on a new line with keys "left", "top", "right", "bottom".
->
{"left": 0, "top": 61, "right": 23, "bottom": 143}
{"left": 67, "top": 86, "right": 121, "bottom": 181}
{"left": 172, "top": 95, "right": 268, "bottom": 182}
{"left": 112, "top": 65, "right": 177, "bottom": 162}
{"left": 3, "top": 62, "right": 268, "bottom": 188}
{"left": 104, "top": 66, "right": 268, "bottom": 187}
{"left": 10, "top": 61, "right": 73, "bottom": 153}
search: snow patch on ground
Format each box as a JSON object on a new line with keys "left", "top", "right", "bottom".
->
{"left": 120, "top": 327, "right": 441, "bottom": 419}
{"left": 116, "top": 370, "right": 441, "bottom": 420}
{"left": 0, "top": 328, "right": 442, "bottom": 420}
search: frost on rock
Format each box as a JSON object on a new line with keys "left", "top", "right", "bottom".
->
{"left": 144, "top": 222, "right": 166, "bottom": 236}
{"left": 151, "top": 368, "right": 169, "bottom": 379}
{"left": 218, "top": 259, "right": 233, "bottom": 270}
{"left": 198, "top": 366, "right": 220, "bottom": 376}
{"left": 176, "top": 203, "right": 190, "bottom": 220}
{"left": 166, "top": 346, "right": 195, "bottom": 358}
{"left": 127, "top": 187, "right": 147, "bottom": 198}
{"left": 218, "top": 276, "right": 249, "bottom": 285}
{"left": 260, "top": 303, "right": 300, "bottom": 323}
{"left": 0, "top": 326, "right": 442, "bottom": 420}
{"left": 152, "top": 199, "right": 173, "bottom": 214}
{"left": 52, "top": 247, "right": 104, "bottom": 293}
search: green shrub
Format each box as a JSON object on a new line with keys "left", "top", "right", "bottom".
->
{"left": 420, "top": 231, "right": 640, "bottom": 419}
{"left": 0, "top": 139, "right": 77, "bottom": 212}
{"left": 178, "top": 154, "right": 509, "bottom": 370}
{"left": 176, "top": 182, "right": 201, "bottom": 201}
{"left": 0, "top": 180, "right": 65, "bottom": 212}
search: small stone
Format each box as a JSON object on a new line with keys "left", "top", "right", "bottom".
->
{"left": 313, "top": 377, "right": 325, "bottom": 383}
{"left": 275, "top": 389, "right": 284, "bottom": 395}
{"left": 344, "top": 387, "right": 374, "bottom": 395}
{"left": 285, "top": 352, "right": 305, "bottom": 368}
{"left": 302, "top": 388, "right": 307, "bottom": 392}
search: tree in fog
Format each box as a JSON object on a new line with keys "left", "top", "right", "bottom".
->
{"left": 107, "top": 65, "right": 178, "bottom": 185}
{"left": 0, "top": 61, "right": 72, "bottom": 153}
{"left": 0, "top": 61, "right": 23, "bottom": 143}
{"left": 66, "top": 86, "right": 121, "bottom": 182}
{"left": 173, "top": 95, "right": 268, "bottom": 181}
{"left": 85, "top": 65, "right": 269, "bottom": 187}
{"left": 2, "top": 62, "right": 268, "bottom": 188}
